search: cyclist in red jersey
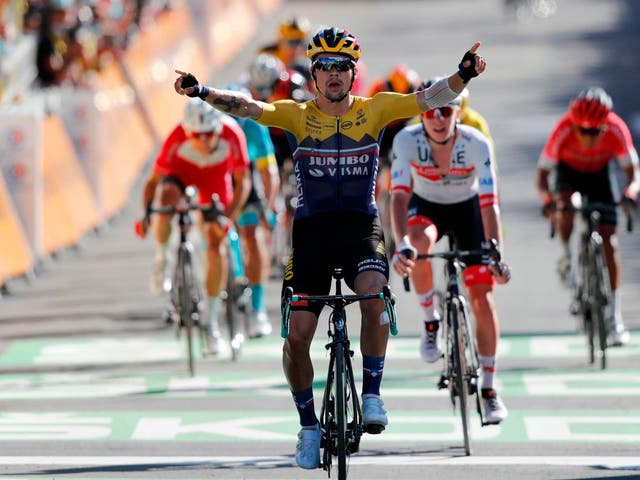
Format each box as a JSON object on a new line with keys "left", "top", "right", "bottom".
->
{"left": 139, "top": 99, "right": 251, "bottom": 354}
{"left": 536, "top": 87, "right": 639, "bottom": 346}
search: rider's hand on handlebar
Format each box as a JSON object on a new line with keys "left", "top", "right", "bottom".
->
{"left": 392, "top": 237, "right": 417, "bottom": 277}
{"left": 541, "top": 194, "right": 555, "bottom": 219}
{"left": 134, "top": 216, "right": 150, "bottom": 238}
{"left": 490, "top": 261, "right": 511, "bottom": 284}
{"left": 622, "top": 190, "right": 637, "bottom": 214}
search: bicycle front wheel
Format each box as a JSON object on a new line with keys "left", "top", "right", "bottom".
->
{"left": 334, "top": 340, "right": 348, "bottom": 479}
{"left": 177, "top": 246, "right": 196, "bottom": 376}
{"left": 450, "top": 300, "right": 472, "bottom": 455}
{"left": 591, "top": 239, "right": 610, "bottom": 369}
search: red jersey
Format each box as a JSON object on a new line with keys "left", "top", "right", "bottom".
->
{"left": 539, "top": 112, "right": 638, "bottom": 173}
{"left": 154, "top": 116, "right": 250, "bottom": 206}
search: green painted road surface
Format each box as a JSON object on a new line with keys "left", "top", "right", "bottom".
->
{"left": 0, "top": 369, "right": 639, "bottom": 399}
{"left": 0, "top": 410, "right": 638, "bottom": 443}
{"left": 1, "top": 333, "right": 639, "bottom": 366}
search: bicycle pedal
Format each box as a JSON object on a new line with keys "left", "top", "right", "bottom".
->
{"left": 437, "top": 375, "right": 449, "bottom": 390}
{"left": 363, "top": 424, "right": 385, "bottom": 435}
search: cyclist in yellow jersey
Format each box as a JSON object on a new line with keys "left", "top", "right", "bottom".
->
{"left": 459, "top": 87, "right": 493, "bottom": 140}
{"left": 174, "top": 27, "right": 486, "bottom": 470}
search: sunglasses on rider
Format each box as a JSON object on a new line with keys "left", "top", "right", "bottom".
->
{"left": 190, "top": 130, "right": 216, "bottom": 139}
{"left": 312, "top": 57, "right": 354, "bottom": 72}
{"left": 284, "top": 38, "right": 305, "bottom": 46}
{"left": 577, "top": 125, "right": 604, "bottom": 136}
{"left": 422, "top": 106, "right": 455, "bottom": 119}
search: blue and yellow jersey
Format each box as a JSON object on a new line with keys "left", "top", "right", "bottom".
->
{"left": 257, "top": 93, "right": 421, "bottom": 219}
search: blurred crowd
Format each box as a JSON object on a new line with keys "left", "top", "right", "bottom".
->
{"left": 0, "top": 0, "right": 179, "bottom": 100}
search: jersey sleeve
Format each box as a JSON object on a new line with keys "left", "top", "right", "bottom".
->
{"left": 538, "top": 116, "right": 571, "bottom": 170}
{"left": 243, "top": 119, "right": 277, "bottom": 170}
{"left": 369, "top": 92, "right": 422, "bottom": 131}
{"left": 609, "top": 113, "right": 640, "bottom": 168}
{"left": 154, "top": 124, "right": 186, "bottom": 176}
{"left": 256, "top": 99, "right": 304, "bottom": 135}
{"left": 390, "top": 127, "right": 413, "bottom": 194}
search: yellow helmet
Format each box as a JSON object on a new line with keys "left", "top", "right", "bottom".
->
{"left": 306, "top": 27, "right": 361, "bottom": 62}
{"left": 279, "top": 16, "right": 311, "bottom": 41}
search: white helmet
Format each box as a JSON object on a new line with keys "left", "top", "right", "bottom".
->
{"left": 249, "top": 53, "right": 286, "bottom": 99}
{"left": 182, "top": 98, "right": 224, "bottom": 134}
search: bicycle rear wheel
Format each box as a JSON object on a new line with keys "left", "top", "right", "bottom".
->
{"left": 450, "top": 301, "right": 472, "bottom": 455}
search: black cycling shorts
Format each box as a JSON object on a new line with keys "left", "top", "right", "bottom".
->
{"left": 554, "top": 162, "right": 618, "bottom": 226}
{"left": 282, "top": 211, "right": 389, "bottom": 317}
{"left": 408, "top": 195, "right": 487, "bottom": 266}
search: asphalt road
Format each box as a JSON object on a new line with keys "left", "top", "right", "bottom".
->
{"left": 1, "top": 1, "right": 640, "bottom": 479}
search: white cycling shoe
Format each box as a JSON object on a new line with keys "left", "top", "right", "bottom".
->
{"left": 295, "top": 423, "right": 321, "bottom": 469}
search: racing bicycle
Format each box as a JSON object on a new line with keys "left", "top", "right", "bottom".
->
{"left": 403, "top": 235, "right": 503, "bottom": 456}
{"left": 138, "top": 187, "right": 214, "bottom": 376}
{"left": 281, "top": 268, "right": 398, "bottom": 480}
{"left": 550, "top": 196, "right": 634, "bottom": 370}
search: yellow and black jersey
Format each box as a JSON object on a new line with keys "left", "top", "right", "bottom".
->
{"left": 257, "top": 92, "right": 421, "bottom": 219}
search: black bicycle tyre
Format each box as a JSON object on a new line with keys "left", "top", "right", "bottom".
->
{"left": 591, "top": 240, "right": 609, "bottom": 369}
{"left": 451, "top": 303, "right": 472, "bottom": 456}
{"left": 335, "top": 339, "right": 348, "bottom": 479}
{"left": 579, "top": 245, "right": 596, "bottom": 365}
{"left": 225, "top": 263, "right": 239, "bottom": 361}
{"left": 320, "top": 354, "right": 335, "bottom": 473}
{"left": 178, "top": 247, "right": 196, "bottom": 376}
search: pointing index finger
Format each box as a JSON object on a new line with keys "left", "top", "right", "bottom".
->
{"left": 175, "top": 69, "right": 188, "bottom": 76}
{"left": 468, "top": 41, "right": 481, "bottom": 54}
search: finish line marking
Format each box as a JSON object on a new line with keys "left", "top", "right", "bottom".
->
{"left": 0, "top": 456, "right": 637, "bottom": 468}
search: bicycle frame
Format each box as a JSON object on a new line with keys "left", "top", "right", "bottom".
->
{"left": 146, "top": 190, "right": 230, "bottom": 375}
{"left": 281, "top": 270, "right": 398, "bottom": 480}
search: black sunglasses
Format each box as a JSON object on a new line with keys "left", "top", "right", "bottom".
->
{"left": 312, "top": 57, "right": 354, "bottom": 72}
{"left": 577, "top": 126, "right": 604, "bottom": 136}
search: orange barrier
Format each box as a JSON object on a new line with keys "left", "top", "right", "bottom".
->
{"left": 0, "top": 173, "right": 34, "bottom": 283}
{"left": 122, "top": 8, "right": 208, "bottom": 139}
{"left": 41, "top": 114, "right": 99, "bottom": 254}
{"left": 93, "top": 61, "right": 154, "bottom": 218}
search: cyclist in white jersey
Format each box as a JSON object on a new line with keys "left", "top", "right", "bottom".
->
{"left": 390, "top": 84, "right": 511, "bottom": 424}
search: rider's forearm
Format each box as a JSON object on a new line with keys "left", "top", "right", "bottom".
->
{"left": 390, "top": 192, "right": 411, "bottom": 247}
{"left": 142, "top": 175, "right": 159, "bottom": 211}
{"left": 260, "top": 166, "right": 280, "bottom": 210}
{"left": 202, "top": 88, "right": 266, "bottom": 120}
{"left": 622, "top": 164, "right": 640, "bottom": 196}
{"left": 535, "top": 167, "right": 551, "bottom": 201}
{"left": 481, "top": 205, "right": 503, "bottom": 253}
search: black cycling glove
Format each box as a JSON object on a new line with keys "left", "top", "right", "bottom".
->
{"left": 182, "top": 73, "right": 210, "bottom": 100}
{"left": 457, "top": 50, "right": 478, "bottom": 83}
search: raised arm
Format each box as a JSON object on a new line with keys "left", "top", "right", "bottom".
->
{"left": 416, "top": 42, "right": 486, "bottom": 112}
{"left": 174, "top": 70, "right": 267, "bottom": 120}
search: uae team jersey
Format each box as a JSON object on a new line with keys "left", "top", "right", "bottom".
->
{"left": 390, "top": 123, "right": 498, "bottom": 208}
{"left": 257, "top": 93, "right": 422, "bottom": 219}
{"left": 538, "top": 112, "right": 638, "bottom": 173}
{"left": 153, "top": 116, "right": 250, "bottom": 206}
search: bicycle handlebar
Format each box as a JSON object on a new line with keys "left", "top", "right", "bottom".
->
{"left": 547, "top": 200, "right": 635, "bottom": 238}
{"left": 401, "top": 238, "right": 502, "bottom": 292}
{"left": 280, "top": 285, "right": 398, "bottom": 338}
{"left": 135, "top": 193, "right": 230, "bottom": 238}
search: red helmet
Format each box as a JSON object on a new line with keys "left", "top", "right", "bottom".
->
{"left": 569, "top": 87, "right": 612, "bottom": 127}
